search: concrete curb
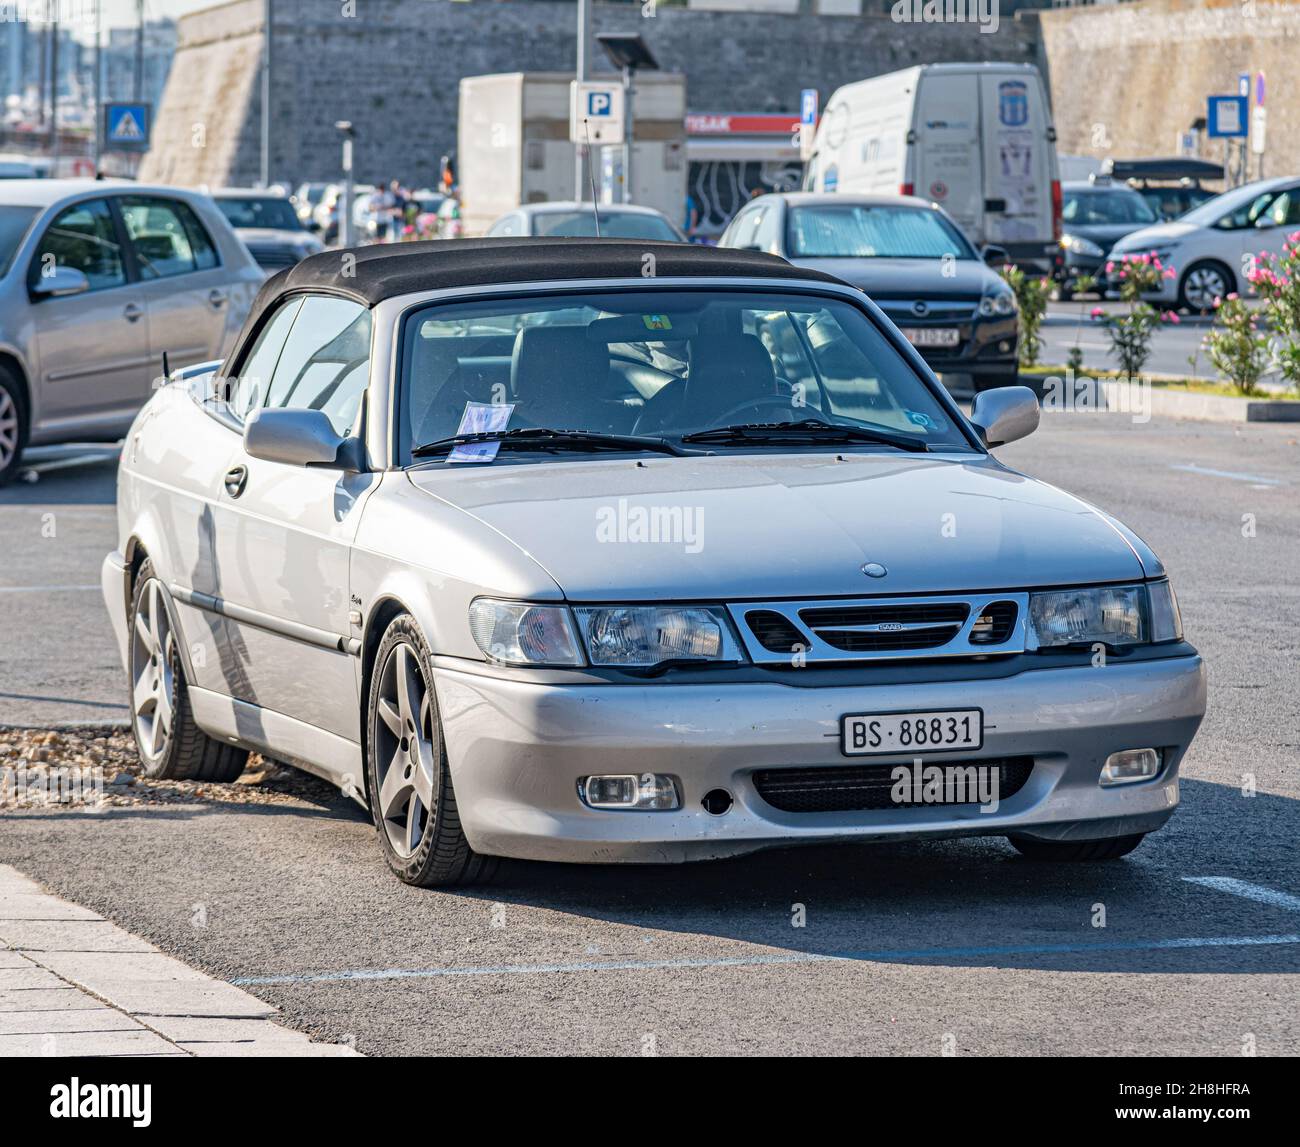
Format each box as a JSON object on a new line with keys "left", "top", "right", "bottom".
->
{"left": 0, "top": 865, "right": 362, "bottom": 1057}
{"left": 1015, "top": 374, "right": 1300, "bottom": 422}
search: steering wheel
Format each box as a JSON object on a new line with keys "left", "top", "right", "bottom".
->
{"left": 704, "top": 395, "right": 799, "bottom": 428}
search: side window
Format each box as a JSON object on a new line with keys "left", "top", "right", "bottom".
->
{"left": 487, "top": 214, "right": 519, "bottom": 237}
{"left": 754, "top": 206, "right": 782, "bottom": 253}
{"left": 30, "top": 198, "right": 125, "bottom": 291}
{"left": 722, "top": 208, "right": 756, "bottom": 249}
{"left": 118, "top": 196, "right": 214, "bottom": 278}
{"left": 265, "top": 296, "right": 372, "bottom": 437}
{"left": 225, "top": 298, "right": 302, "bottom": 422}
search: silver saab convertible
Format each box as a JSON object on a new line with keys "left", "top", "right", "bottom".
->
{"left": 102, "top": 239, "right": 1205, "bottom": 886}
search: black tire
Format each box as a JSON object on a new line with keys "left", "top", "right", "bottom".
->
{"left": 128, "top": 559, "right": 248, "bottom": 781}
{"left": 365, "top": 613, "right": 499, "bottom": 887}
{"left": 1056, "top": 283, "right": 1074, "bottom": 303}
{"left": 1177, "top": 259, "right": 1235, "bottom": 313}
{"left": 0, "top": 364, "right": 29, "bottom": 487}
{"left": 1008, "top": 832, "right": 1147, "bottom": 862}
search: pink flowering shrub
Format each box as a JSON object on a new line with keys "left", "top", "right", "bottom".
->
{"left": 1093, "top": 252, "right": 1177, "bottom": 379}
{"left": 1203, "top": 294, "right": 1271, "bottom": 396}
{"left": 1245, "top": 232, "right": 1300, "bottom": 389}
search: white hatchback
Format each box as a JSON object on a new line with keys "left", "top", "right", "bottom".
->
{"left": 1107, "top": 176, "right": 1300, "bottom": 310}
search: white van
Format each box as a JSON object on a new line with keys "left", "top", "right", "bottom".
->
{"left": 804, "top": 63, "right": 1061, "bottom": 273}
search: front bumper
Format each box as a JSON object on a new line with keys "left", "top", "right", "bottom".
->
{"left": 434, "top": 653, "right": 1205, "bottom": 864}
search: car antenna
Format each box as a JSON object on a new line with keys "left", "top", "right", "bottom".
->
{"left": 161, "top": 350, "right": 170, "bottom": 382}
{"left": 582, "top": 118, "right": 601, "bottom": 238}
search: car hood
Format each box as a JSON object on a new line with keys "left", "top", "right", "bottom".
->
{"left": 789, "top": 256, "right": 995, "bottom": 300}
{"left": 1108, "top": 221, "right": 1199, "bottom": 254}
{"left": 1063, "top": 222, "right": 1149, "bottom": 246}
{"left": 405, "top": 454, "right": 1147, "bottom": 600}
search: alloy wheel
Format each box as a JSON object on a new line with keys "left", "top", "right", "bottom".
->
{"left": 373, "top": 642, "right": 437, "bottom": 858}
{"left": 1183, "top": 265, "right": 1228, "bottom": 311}
{"left": 130, "top": 579, "right": 175, "bottom": 762}
{"left": 0, "top": 389, "right": 18, "bottom": 471}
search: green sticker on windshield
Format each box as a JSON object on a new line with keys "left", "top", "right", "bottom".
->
{"left": 642, "top": 314, "right": 673, "bottom": 331}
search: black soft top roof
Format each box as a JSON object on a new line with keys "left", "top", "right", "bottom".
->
{"left": 252, "top": 236, "right": 840, "bottom": 311}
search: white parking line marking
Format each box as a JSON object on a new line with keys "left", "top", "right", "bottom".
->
{"left": 1170, "top": 463, "right": 1283, "bottom": 487}
{"left": 231, "top": 932, "right": 1300, "bottom": 986}
{"left": 1183, "top": 877, "right": 1300, "bottom": 912}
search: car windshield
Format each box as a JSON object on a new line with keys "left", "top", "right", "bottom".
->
{"left": 0, "top": 204, "right": 37, "bottom": 275}
{"left": 532, "top": 211, "right": 681, "bottom": 241}
{"left": 1062, "top": 190, "right": 1156, "bottom": 225}
{"left": 1178, "top": 182, "right": 1286, "bottom": 229}
{"left": 787, "top": 204, "right": 975, "bottom": 259}
{"left": 399, "top": 288, "right": 971, "bottom": 464}
{"left": 215, "top": 196, "right": 302, "bottom": 231}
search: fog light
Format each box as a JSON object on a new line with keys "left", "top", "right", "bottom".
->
{"left": 998, "top": 340, "right": 1012, "bottom": 353}
{"left": 1100, "top": 749, "right": 1160, "bottom": 786}
{"left": 580, "top": 774, "right": 680, "bottom": 810}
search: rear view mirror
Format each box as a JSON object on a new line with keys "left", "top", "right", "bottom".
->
{"left": 970, "top": 385, "right": 1039, "bottom": 448}
{"left": 31, "top": 266, "right": 90, "bottom": 299}
{"left": 244, "top": 408, "right": 352, "bottom": 468}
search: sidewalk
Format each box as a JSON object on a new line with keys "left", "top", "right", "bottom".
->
{"left": 0, "top": 865, "right": 360, "bottom": 1057}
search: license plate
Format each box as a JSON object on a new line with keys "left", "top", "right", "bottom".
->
{"left": 904, "top": 327, "right": 960, "bottom": 348}
{"left": 841, "top": 709, "right": 983, "bottom": 756}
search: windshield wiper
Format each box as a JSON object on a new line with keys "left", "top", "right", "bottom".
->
{"left": 411, "top": 427, "right": 689, "bottom": 459}
{"left": 680, "top": 418, "right": 929, "bottom": 452}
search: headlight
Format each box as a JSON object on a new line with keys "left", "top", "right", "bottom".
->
{"left": 979, "top": 291, "right": 1018, "bottom": 317}
{"left": 468, "top": 599, "right": 584, "bottom": 667}
{"left": 574, "top": 605, "right": 745, "bottom": 668}
{"left": 1028, "top": 584, "right": 1145, "bottom": 649}
{"left": 1060, "top": 234, "right": 1104, "bottom": 258}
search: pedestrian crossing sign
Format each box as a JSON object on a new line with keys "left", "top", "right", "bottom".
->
{"left": 104, "top": 103, "right": 151, "bottom": 150}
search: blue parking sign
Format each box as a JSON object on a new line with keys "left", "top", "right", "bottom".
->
{"left": 1206, "top": 95, "right": 1247, "bottom": 138}
{"left": 586, "top": 92, "right": 612, "bottom": 117}
{"left": 104, "top": 103, "right": 150, "bottom": 149}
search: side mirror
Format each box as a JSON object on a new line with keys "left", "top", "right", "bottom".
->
{"left": 970, "top": 384, "right": 1039, "bottom": 448}
{"left": 30, "top": 266, "right": 90, "bottom": 299}
{"left": 982, "top": 244, "right": 1010, "bottom": 267}
{"left": 244, "top": 407, "right": 352, "bottom": 468}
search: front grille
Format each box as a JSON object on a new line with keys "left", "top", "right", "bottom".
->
{"left": 745, "top": 609, "right": 806, "bottom": 653}
{"left": 728, "top": 592, "right": 1028, "bottom": 665}
{"left": 800, "top": 602, "right": 968, "bottom": 652}
{"left": 246, "top": 243, "right": 301, "bottom": 270}
{"left": 970, "top": 601, "right": 1018, "bottom": 644}
{"left": 753, "top": 757, "right": 1034, "bottom": 813}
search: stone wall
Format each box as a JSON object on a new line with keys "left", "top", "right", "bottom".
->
{"left": 1038, "top": 0, "right": 1299, "bottom": 177}
{"left": 141, "top": 0, "right": 1039, "bottom": 189}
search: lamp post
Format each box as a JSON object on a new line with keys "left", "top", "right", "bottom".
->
{"left": 336, "top": 121, "right": 355, "bottom": 248}
{"left": 574, "top": 0, "right": 591, "bottom": 200}
{"left": 595, "top": 33, "right": 659, "bottom": 206}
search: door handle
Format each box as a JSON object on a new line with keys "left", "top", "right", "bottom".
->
{"left": 208, "top": 289, "right": 228, "bottom": 308}
{"left": 223, "top": 464, "right": 248, "bottom": 498}
{"left": 123, "top": 303, "right": 143, "bottom": 322}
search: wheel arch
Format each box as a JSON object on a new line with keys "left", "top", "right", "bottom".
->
{"left": 357, "top": 594, "right": 415, "bottom": 805}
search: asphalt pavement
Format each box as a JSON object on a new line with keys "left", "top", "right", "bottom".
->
{"left": 1, "top": 413, "right": 1298, "bottom": 1055}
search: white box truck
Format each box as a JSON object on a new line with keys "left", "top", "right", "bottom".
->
{"left": 803, "top": 63, "right": 1062, "bottom": 273}
{"left": 458, "top": 72, "right": 687, "bottom": 237}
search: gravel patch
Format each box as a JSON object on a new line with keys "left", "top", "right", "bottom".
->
{"left": 0, "top": 726, "right": 340, "bottom": 810}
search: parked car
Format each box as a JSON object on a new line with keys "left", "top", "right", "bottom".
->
{"left": 210, "top": 187, "right": 324, "bottom": 272}
{"left": 486, "top": 201, "right": 687, "bottom": 242}
{"left": 101, "top": 239, "right": 1204, "bottom": 887}
{"left": 0, "top": 179, "right": 264, "bottom": 484}
{"left": 720, "top": 192, "right": 1019, "bottom": 390}
{"left": 1107, "top": 176, "right": 1300, "bottom": 310}
{"left": 1056, "top": 179, "right": 1159, "bottom": 299}
{"left": 1101, "top": 157, "right": 1222, "bottom": 223}
{"left": 291, "top": 181, "right": 329, "bottom": 229}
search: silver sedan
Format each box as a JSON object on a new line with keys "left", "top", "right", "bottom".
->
{"left": 102, "top": 238, "right": 1205, "bottom": 886}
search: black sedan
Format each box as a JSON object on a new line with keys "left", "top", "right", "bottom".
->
{"left": 1057, "top": 180, "right": 1159, "bottom": 298}
{"left": 719, "top": 192, "right": 1019, "bottom": 391}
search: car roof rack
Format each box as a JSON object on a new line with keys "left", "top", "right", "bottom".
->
{"left": 1100, "top": 157, "right": 1225, "bottom": 184}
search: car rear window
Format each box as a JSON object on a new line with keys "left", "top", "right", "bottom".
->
{"left": 533, "top": 211, "right": 681, "bottom": 242}
{"left": 788, "top": 205, "right": 974, "bottom": 259}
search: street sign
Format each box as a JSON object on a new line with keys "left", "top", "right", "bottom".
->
{"left": 103, "top": 102, "right": 150, "bottom": 149}
{"left": 1237, "top": 73, "right": 1251, "bottom": 99}
{"left": 799, "top": 87, "right": 818, "bottom": 160}
{"left": 1206, "top": 95, "right": 1247, "bottom": 138}
{"left": 1175, "top": 131, "right": 1199, "bottom": 158}
{"left": 1251, "top": 105, "right": 1267, "bottom": 154}
{"left": 1256, "top": 70, "right": 1266, "bottom": 106}
{"left": 569, "top": 82, "right": 624, "bottom": 146}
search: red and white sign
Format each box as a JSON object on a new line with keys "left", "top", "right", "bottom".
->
{"left": 686, "top": 113, "right": 802, "bottom": 137}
